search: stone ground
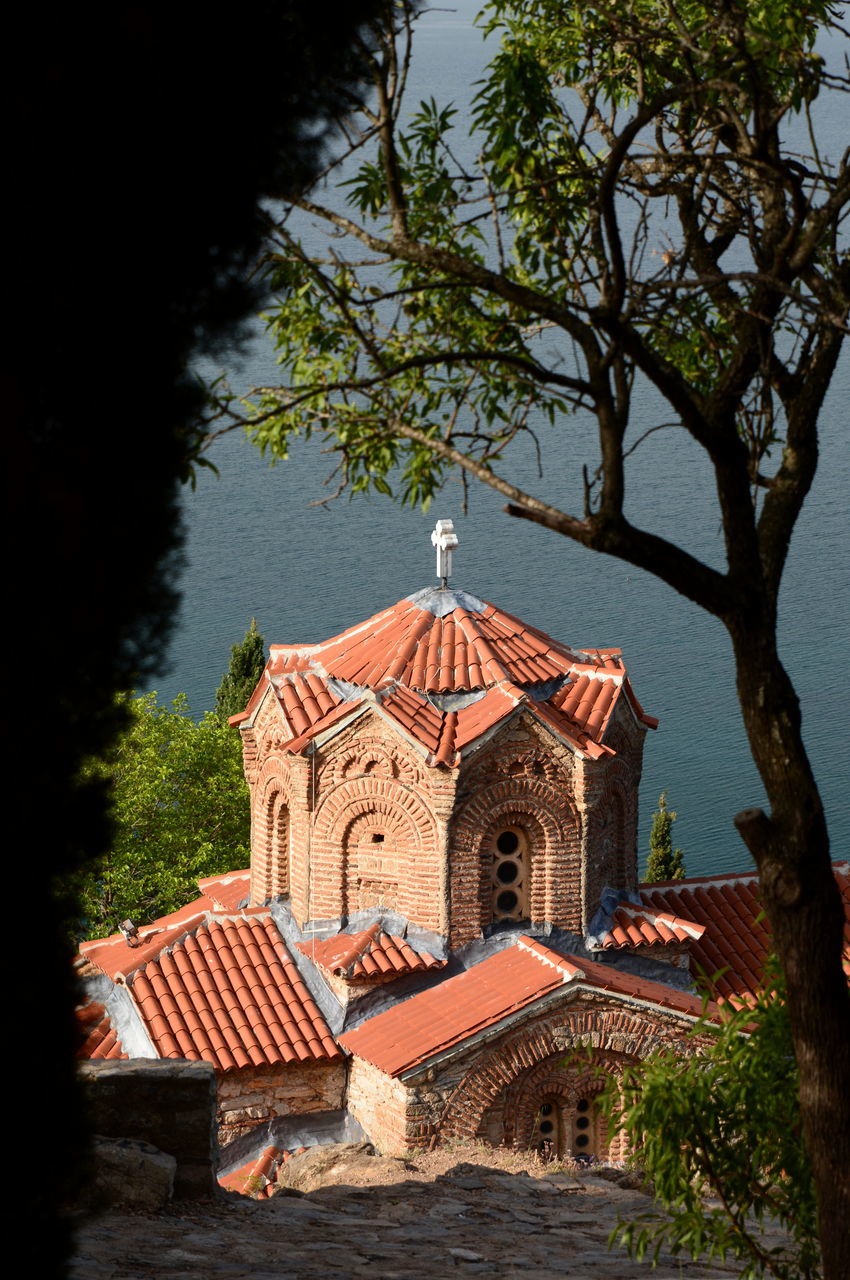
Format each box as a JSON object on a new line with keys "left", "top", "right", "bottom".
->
{"left": 70, "top": 1143, "right": 791, "bottom": 1280}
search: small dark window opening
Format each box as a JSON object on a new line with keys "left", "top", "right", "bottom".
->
{"left": 496, "top": 830, "right": 520, "bottom": 855}
{"left": 371, "top": 833, "right": 385, "bottom": 843}
{"left": 496, "top": 860, "right": 518, "bottom": 884}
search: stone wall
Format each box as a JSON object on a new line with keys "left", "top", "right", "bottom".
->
{"left": 78, "top": 1059, "right": 217, "bottom": 1199}
{"left": 216, "top": 1059, "right": 346, "bottom": 1147}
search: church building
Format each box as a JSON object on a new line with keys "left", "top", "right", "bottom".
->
{"left": 77, "top": 522, "right": 850, "bottom": 1189}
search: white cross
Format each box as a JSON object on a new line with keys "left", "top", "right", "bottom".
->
{"left": 431, "top": 519, "right": 458, "bottom": 586}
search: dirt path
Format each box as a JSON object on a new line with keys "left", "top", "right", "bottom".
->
{"left": 70, "top": 1144, "right": 786, "bottom": 1279}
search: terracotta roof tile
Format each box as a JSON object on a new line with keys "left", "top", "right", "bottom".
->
{"left": 219, "top": 1145, "right": 284, "bottom": 1198}
{"left": 339, "top": 938, "right": 582, "bottom": 1075}
{"left": 592, "top": 905, "right": 706, "bottom": 951}
{"left": 298, "top": 923, "right": 445, "bottom": 981}
{"left": 79, "top": 900, "right": 209, "bottom": 980}
{"left": 75, "top": 997, "right": 127, "bottom": 1061}
{"left": 197, "top": 870, "right": 251, "bottom": 913}
{"left": 339, "top": 936, "right": 709, "bottom": 1077}
{"left": 640, "top": 862, "right": 850, "bottom": 1001}
{"left": 238, "top": 588, "right": 656, "bottom": 767}
{"left": 127, "top": 916, "right": 340, "bottom": 1072}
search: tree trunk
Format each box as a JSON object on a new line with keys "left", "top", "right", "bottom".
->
{"left": 730, "top": 620, "right": 850, "bottom": 1280}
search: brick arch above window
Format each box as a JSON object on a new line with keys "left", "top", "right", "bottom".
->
{"left": 311, "top": 777, "right": 441, "bottom": 932}
{"left": 435, "top": 1005, "right": 693, "bottom": 1147}
{"left": 449, "top": 780, "right": 581, "bottom": 944}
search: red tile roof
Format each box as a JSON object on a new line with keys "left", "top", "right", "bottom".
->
{"left": 236, "top": 589, "right": 655, "bottom": 767}
{"left": 339, "top": 937, "right": 580, "bottom": 1075}
{"left": 128, "top": 916, "right": 340, "bottom": 1071}
{"left": 79, "top": 899, "right": 209, "bottom": 980}
{"left": 298, "top": 922, "right": 445, "bottom": 981}
{"left": 339, "top": 936, "right": 712, "bottom": 1076}
{"left": 339, "top": 936, "right": 711, "bottom": 1077}
{"left": 197, "top": 870, "right": 251, "bottom": 913}
{"left": 75, "top": 997, "right": 126, "bottom": 1061}
{"left": 592, "top": 905, "right": 706, "bottom": 950}
{"left": 219, "top": 1145, "right": 284, "bottom": 1198}
{"left": 639, "top": 862, "right": 850, "bottom": 1001}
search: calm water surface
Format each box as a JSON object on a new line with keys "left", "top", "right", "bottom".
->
{"left": 153, "top": 2, "right": 850, "bottom": 879}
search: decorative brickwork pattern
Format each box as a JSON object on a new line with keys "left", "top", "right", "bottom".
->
{"left": 430, "top": 1000, "right": 693, "bottom": 1149}
{"left": 450, "top": 723, "right": 581, "bottom": 946}
{"left": 311, "top": 769, "right": 441, "bottom": 929}
{"left": 249, "top": 758, "right": 293, "bottom": 907}
{"left": 317, "top": 730, "right": 425, "bottom": 793}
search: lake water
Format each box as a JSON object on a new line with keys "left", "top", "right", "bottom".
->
{"left": 151, "top": 1, "right": 850, "bottom": 879}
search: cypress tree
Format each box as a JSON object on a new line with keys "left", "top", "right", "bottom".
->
{"left": 645, "top": 792, "right": 686, "bottom": 882}
{"left": 215, "top": 618, "right": 266, "bottom": 720}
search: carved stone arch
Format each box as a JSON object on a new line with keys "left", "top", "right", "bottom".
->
{"left": 250, "top": 759, "right": 293, "bottom": 906}
{"left": 311, "top": 777, "right": 440, "bottom": 928}
{"left": 436, "top": 1007, "right": 690, "bottom": 1145}
{"left": 449, "top": 779, "right": 582, "bottom": 943}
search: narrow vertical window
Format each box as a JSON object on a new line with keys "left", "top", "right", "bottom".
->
{"left": 490, "top": 826, "right": 529, "bottom": 921}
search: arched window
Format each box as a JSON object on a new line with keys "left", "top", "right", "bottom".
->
{"left": 270, "top": 801, "right": 290, "bottom": 898}
{"left": 490, "top": 826, "right": 529, "bottom": 921}
{"left": 531, "top": 1096, "right": 562, "bottom": 1159}
{"left": 568, "top": 1097, "right": 603, "bottom": 1160}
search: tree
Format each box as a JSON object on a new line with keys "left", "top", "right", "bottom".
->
{"left": 76, "top": 694, "right": 250, "bottom": 940}
{"left": 601, "top": 968, "right": 820, "bottom": 1280}
{"left": 215, "top": 1, "right": 850, "bottom": 1269}
{"left": 3, "top": 4, "right": 385, "bottom": 1271}
{"left": 215, "top": 618, "right": 267, "bottom": 721}
{"left": 645, "top": 792, "right": 686, "bottom": 882}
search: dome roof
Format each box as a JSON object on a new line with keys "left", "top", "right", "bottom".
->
{"left": 233, "top": 586, "right": 656, "bottom": 767}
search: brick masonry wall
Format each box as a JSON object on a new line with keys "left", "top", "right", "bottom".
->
{"left": 306, "top": 712, "right": 455, "bottom": 933}
{"left": 240, "top": 687, "right": 648, "bottom": 946}
{"left": 216, "top": 1059, "right": 346, "bottom": 1147}
{"left": 450, "top": 717, "right": 583, "bottom": 946}
{"left": 369, "top": 992, "right": 697, "bottom": 1156}
{"left": 346, "top": 1056, "right": 414, "bottom": 1155}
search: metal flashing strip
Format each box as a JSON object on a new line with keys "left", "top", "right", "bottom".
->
{"left": 405, "top": 585, "right": 487, "bottom": 616}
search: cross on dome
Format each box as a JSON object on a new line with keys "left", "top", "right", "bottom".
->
{"left": 431, "top": 519, "right": 458, "bottom": 587}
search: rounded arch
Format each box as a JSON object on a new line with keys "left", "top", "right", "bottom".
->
{"left": 250, "top": 761, "right": 293, "bottom": 906}
{"left": 317, "top": 733, "right": 425, "bottom": 793}
{"left": 436, "top": 1007, "right": 690, "bottom": 1146}
{"left": 449, "top": 778, "right": 581, "bottom": 942}
{"left": 312, "top": 777, "right": 439, "bottom": 928}
{"left": 505, "top": 1046, "right": 634, "bottom": 1157}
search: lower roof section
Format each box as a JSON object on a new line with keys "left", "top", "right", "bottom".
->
{"left": 639, "top": 861, "right": 850, "bottom": 1001}
{"left": 338, "top": 936, "right": 707, "bottom": 1078}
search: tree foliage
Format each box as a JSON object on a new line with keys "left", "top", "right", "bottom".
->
{"left": 601, "top": 968, "right": 820, "bottom": 1279}
{"left": 645, "top": 791, "right": 686, "bottom": 881}
{"left": 215, "top": 617, "right": 267, "bottom": 721}
{"left": 211, "top": 2, "right": 850, "bottom": 1269}
{"left": 75, "top": 694, "right": 250, "bottom": 939}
